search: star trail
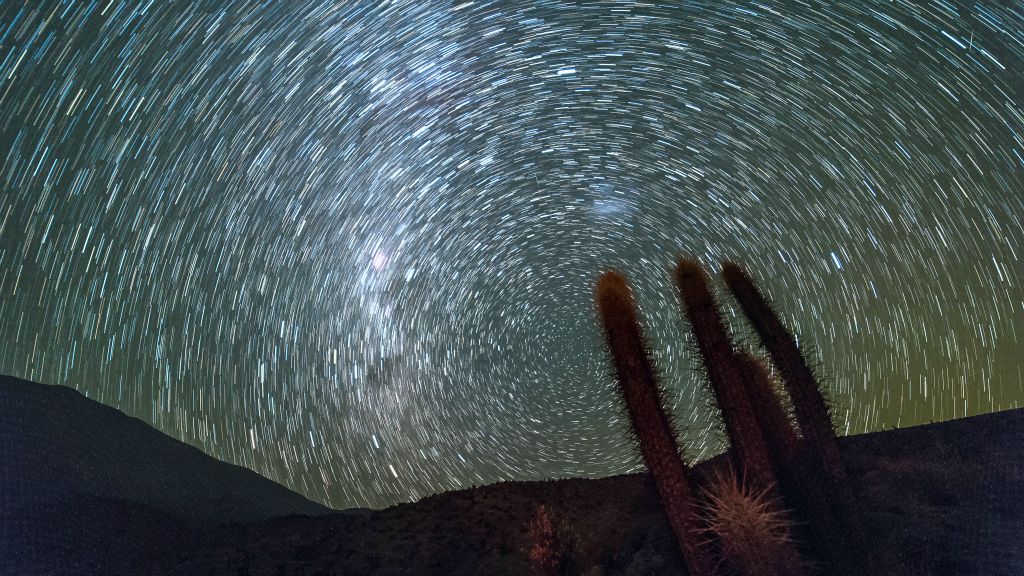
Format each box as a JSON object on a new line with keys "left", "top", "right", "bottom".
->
{"left": 1, "top": 0, "right": 1022, "bottom": 510}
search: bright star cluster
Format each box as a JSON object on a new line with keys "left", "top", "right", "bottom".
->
{"left": 1, "top": 1, "right": 1021, "bottom": 509}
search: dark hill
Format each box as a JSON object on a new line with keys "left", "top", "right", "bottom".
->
{"left": 171, "top": 407, "right": 1024, "bottom": 576}
{"left": 0, "top": 375, "right": 331, "bottom": 574}
{"left": 3, "top": 373, "right": 1022, "bottom": 575}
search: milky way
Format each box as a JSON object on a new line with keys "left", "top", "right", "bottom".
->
{"left": 1, "top": 1, "right": 1022, "bottom": 509}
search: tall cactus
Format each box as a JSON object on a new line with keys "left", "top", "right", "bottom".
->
{"left": 674, "top": 260, "right": 805, "bottom": 576}
{"left": 673, "top": 259, "right": 774, "bottom": 489}
{"left": 720, "top": 261, "right": 842, "bottom": 480}
{"left": 595, "top": 270, "right": 717, "bottom": 576}
{"left": 721, "top": 261, "right": 867, "bottom": 574}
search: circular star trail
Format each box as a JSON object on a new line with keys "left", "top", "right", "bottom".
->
{"left": 1, "top": 1, "right": 1022, "bottom": 509}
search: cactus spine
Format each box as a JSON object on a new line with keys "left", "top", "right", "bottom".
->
{"left": 595, "top": 270, "right": 717, "bottom": 576}
{"left": 701, "top": 466, "right": 805, "bottom": 576}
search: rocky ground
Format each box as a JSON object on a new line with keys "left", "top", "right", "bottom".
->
{"left": 3, "top": 375, "right": 1022, "bottom": 575}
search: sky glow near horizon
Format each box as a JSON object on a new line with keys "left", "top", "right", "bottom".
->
{"left": 0, "top": 0, "right": 1022, "bottom": 509}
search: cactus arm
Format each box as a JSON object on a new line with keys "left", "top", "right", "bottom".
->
{"left": 720, "top": 261, "right": 842, "bottom": 478}
{"left": 674, "top": 259, "right": 775, "bottom": 489}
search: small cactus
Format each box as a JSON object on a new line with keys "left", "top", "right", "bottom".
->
{"left": 701, "top": 465, "right": 806, "bottom": 576}
{"left": 528, "top": 504, "right": 563, "bottom": 576}
{"left": 595, "top": 270, "right": 718, "bottom": 576}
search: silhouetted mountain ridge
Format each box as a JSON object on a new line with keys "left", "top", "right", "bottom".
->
{"left": 0, "top": 374, "right": 333, "bottom": 573}
{"left": 3, "top": 373, "right": 1022, "bottom": 575}
{"left": 1, "top": 375, "right": 329, "bottom": 524}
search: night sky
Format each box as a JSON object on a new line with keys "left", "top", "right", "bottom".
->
{"left": 1, "top": 0, "right": 1022, "bottom": 510}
